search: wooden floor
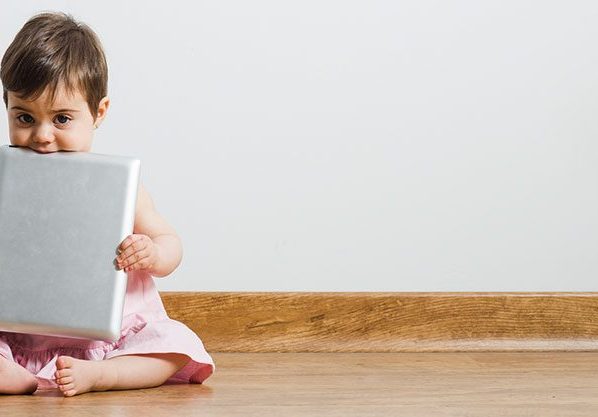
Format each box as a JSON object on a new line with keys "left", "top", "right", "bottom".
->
{"left": 3, "top": 352, "right": 598, "bottom": 416}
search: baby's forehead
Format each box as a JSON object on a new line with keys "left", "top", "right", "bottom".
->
{"left": 8, "top": 86, "right": 87, "bottom": 109}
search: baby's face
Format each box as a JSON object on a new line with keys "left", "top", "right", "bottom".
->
{"left": 6, "top": 83, "right": 108, "bottom": 153}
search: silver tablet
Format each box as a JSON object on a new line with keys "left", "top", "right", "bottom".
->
{"left": 0, "top": 145, "right": 140, "bottom": 342}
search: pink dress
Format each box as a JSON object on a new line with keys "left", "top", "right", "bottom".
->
{"left": 0, "top": 269, "right": 215, "bottom": 390}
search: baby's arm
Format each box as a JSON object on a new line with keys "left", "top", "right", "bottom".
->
{"left": 115, "top": 183, "right": 183, "bottom": 278}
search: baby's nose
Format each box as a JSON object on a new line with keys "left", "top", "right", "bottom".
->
{"left": 32, "top": 125, "right": 55, "bottom": 145}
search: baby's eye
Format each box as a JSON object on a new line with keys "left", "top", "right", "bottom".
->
{"left": 16, "top": 114, "right": 34, "bottom": 124}
{"left": 55, "top": 114, "right": 71, "bottom": 125}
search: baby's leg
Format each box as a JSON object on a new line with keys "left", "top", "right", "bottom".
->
{"left": 54, "top": 353, "right": 189, "bottom": 397}
{"left": 0, "top": 355, "right": 38, "bottom": 394}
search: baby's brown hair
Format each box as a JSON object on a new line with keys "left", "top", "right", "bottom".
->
{"left": 1, "top": 11, "right": 108, "bottom": 120}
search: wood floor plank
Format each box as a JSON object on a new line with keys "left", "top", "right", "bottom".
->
{"left": 160, "top": 292, "right": 598, "bottom": 352}
{"left": 3, "top": 352, "right": 598, "bottom": 416}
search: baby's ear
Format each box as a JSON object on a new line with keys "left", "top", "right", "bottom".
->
{"left": 95, "top": 96, "right": 110, "bottom": 127}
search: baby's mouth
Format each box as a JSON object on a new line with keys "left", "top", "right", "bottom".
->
{"left": 29, "top": 147, "right": 58, "bottom": 154}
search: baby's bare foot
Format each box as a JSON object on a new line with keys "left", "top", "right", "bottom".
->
{"left": 54, "top": 356, "right": 116, "bottom": 397}
{"left": 0, "top": 355, "right": 38, "bottom": 394}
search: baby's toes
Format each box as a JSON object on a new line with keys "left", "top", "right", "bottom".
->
{"left": 59, "top": 382, "right": 75, "bottom": 392}
{"left": 57, "top": 376, "right": 74, "bottom": 386}
{"left": 63, "top": 388, "right": 78, "bottom": 397}
{"left": 56, "top": 355, "right": 74, "bottom": 370}
{"left": 55, "top": 368, "right": 72, "bottom": 380}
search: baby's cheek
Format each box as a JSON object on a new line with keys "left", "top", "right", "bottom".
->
{"left": 8, "top": 131, "right": 26, "bottom": 146}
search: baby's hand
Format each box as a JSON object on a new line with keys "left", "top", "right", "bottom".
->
{"left": 115, "top": 234, "right": 159, "bottom": 273}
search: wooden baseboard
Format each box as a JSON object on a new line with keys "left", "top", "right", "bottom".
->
{"left": 159, "top": 292, "right": 598, "bottom": 352}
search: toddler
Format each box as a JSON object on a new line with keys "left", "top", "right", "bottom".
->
{"left": 0, "top": 12, "right": 214, "bottom": 396}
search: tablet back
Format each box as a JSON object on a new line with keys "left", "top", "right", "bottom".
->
{"left": 0, "top": 145, "right": 140, "bottom": 342}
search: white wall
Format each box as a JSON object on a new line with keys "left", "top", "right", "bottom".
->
{"left": 1, "top": 1, "right": 598, "bottom": 291}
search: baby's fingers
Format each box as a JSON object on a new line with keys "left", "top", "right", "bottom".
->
{"left": 117, "top": 248, "right": 145, "bottom": 270}
{"left": 123, "top": 253, "right": 153, "bottom": 272}
{"left": 115, "top": 236, "right": 150, "bottom": 267}
{"left": 118, "top": 234, "right": 148, "bottom": 256}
